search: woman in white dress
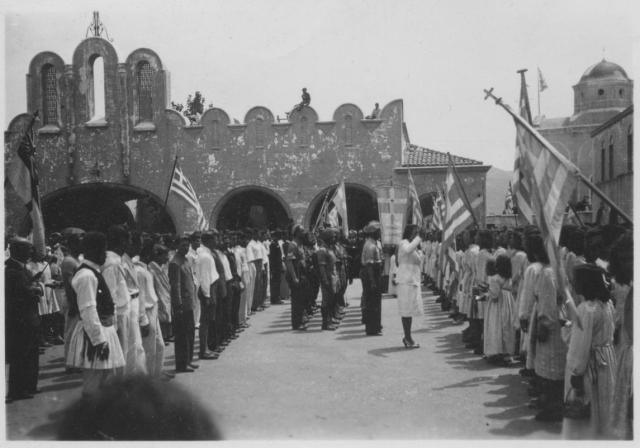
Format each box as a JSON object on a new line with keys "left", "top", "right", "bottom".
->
{"left": 563, "top": 263, "right": 616, "bottom": 438}
{"left": 483, "top": 255, "right": 517, "bottom": 364}
{"left": 395, "top": 224, "right": 425, "bottom": 349}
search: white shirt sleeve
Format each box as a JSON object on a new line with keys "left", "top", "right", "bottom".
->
{"left": 102, "top": 264, "right": 130, "bottom": 314}
{"left": 135, "top": 267, "right": 151, "bottom": 327}
{"left": 72, "top": 269, "right": 106, "bottom": 345}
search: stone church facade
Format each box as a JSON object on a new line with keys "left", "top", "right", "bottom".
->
{"left": 5, "top": 35, "right": 489, "bottom": 235}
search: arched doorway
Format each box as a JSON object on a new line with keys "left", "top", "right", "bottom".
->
{"left": 213, "top": 186, "right": 292, "bottom": 230}
{"left": 305, "top": 183, "right": 379, "bottom": 231}
{"left": 42, "top": 183, "right": 176, "bottom": 234}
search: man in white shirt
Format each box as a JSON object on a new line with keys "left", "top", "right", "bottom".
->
{"left": 186, "top": 232, "right": 202, "bottom": 328}
{"left": 135, "top": 238, "right": 169, "bottom": 379}
{"left": 102, "top": 226, "right": 146, "bottom": 375}
{"left": 194, "top": 232, "right": 219, "bottom": 360}
{"left": 247, "top": 230, "right": 263, "bottom": 312}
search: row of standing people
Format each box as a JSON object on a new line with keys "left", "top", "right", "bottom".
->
{"left": 423, "top": 224, "right": 632, "bottom": 439}
{"left": 5, "top": 225, "right": 289, "bottom": 400}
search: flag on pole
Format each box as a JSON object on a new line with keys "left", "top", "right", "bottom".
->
{"left": 538, "top": 68, "right": 548, "bottom": 92}
{"left": 504, "top": 182, "right": 514, "bottom": 213}
{"left": 169, "top": 161, "right": 209, "bottom": 231}
{"left": 407, "top": 169, "right": 423, "bottom": 227}
{"left": 431, "top": 186, "right": 445, "bottom": 231}
{"left": 441, "top": 160, "right": 482, "bottom": 273}
{"left": 512, "top": 73, "right": 535, "bottom": 223}
{"left": 329, "top": 180, "right": 349, "bottom": 237}
{"left": 515, "top": 117, "right": 578, "bottom": 247}
{"left": 6, "top": 112, "right": 46, "bottom": 257}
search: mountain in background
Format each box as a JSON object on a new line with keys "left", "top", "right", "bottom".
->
{"left": 485, "top": 166, "right": 512, "bottom": 215}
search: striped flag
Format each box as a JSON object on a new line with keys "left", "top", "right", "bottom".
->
{"left": 407, "top": 169, "right": 423, "bottom": 227}
{"left": 512, "top": 73, "right": 535, "bottom": 223}
{"left": 431, "top": 186, "right": 445, "bottom": 231}
{"left": 514, "top": 116, "right": 578, "bottom": 248}
{"left": 441, "top": 160, "right": 482, "bottom": 273}
{"left": 169, "top": 161, "right": 209, "bottom": 231}
{"left": 330, "top": 180, "right": 349, "bottom": 237}
{"left": 6, "top": 112, "right": 46, "bottom": 257}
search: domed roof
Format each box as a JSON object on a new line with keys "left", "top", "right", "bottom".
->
{"left": 579, "top": 59, "right": 629, "bottom": 82}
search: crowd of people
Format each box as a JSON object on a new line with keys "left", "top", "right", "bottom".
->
{"left": 5, "top": 217, "right": 633, "bottom": 440}
{"left": 415, "top": 223, "right": 633, "bottom": 439}
{"left": 4, "top": 223, "right": 376, "bottom": 402}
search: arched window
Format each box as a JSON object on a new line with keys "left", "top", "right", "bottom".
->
{"left": 344, "top": 115, "right": 353, "bottom": 146}
{"left": 609, "top": 137, "right": 614, "bottom": 180}
{"left": 90, "top": 55, "right": 105, "bottom": 121}
{"left": 136, "top": 61, "right": 154, "bottom": 122}
{"left": 628, "top": 127, "right": 633, "bottom": 173}
{"left": 300, "top": 116, "right": 308, "bottom": 146}
{"left": 42, "top": 64, "right": 58, "bottom": 125}
{"left": 601, "top": 143, "right": 606, "bottom": 181}
{"left": 211, "top": 119, "right": 221, "bottom": 149}
{"left": 256, "top": 117, "right": 265, "bottom": 147}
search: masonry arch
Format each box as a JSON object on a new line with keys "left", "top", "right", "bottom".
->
{"left": 212, "top": 185, "right": 292, "bottom": 230}
{"left": 42, "top": 183, "right": 176, "bottom": 235}
{"left": 304, "top": 182, "right": 379, "bottom": 231}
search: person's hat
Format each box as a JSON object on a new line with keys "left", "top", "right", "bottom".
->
{"left": 362, "top": 221, "right": 381, "bottom": 234}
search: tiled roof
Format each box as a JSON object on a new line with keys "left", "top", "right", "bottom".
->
{"left": 403, "top": 144, "right": 483, "bottom": 167}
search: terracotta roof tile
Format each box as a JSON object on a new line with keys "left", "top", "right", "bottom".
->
{"left": 403, "top": 144, "right": 483, "bottom": 167}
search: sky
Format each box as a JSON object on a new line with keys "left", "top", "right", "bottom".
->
{"left": 2, "top": 0, "right": 638, "bottom": 171}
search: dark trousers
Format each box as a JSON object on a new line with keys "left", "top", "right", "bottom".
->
{"left": 361, "top": 269, "right": 381, "bottom": 334}
{"left": 252, "top": 266, "right": 264, "bottom": 310}
{"left": 290, "top": 280, "right": 307, "bottom": 329}
{"left": 307, "top": 275, "right": 319, "bottom": 312}
{"left": 214, "top": 293, "right": 228, "bottom": 348}
{"left": 8, "top": 326, "right": 39, "bottom": 397}
{"left": 198, "top": 290, "right": 217, "bottom": 356}
{"left": 270, "top": 269, "right": 282, "bottom": 303}
{"left": 230, "top": 282, "right": 241, "bottom": 330}
{"left": 173, "top": 309, "right": 195, "bottom": 370}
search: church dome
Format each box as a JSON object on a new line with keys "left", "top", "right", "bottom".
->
{"left": 579, "top": 59, "right": 629, "bottom": 83}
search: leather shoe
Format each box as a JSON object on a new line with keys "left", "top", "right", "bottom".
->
{"left": 162, "top": 371, "right": 176, "bottom": 378}
{"left": 176, "top": 367, "right": 194, "bottom": 373}
{"left": 199, "top": 353, "right": 218, "bottom": 360}
{"left": 188, "top": 363, "right": 200, "bottom": 369}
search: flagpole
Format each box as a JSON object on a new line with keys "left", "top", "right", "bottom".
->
{"left": 567, "top": 202, "right": 585, "bottom": 227}
{"left": 483, "top": 87, "right": 633, "bottom": 226}
{"left": 537, "top": 73, "right": 541, "bottom": 118}
{"left": 446, "top": 153, "right": 479, "bottom": 227}
{"left": 517, "top": 69, "right": 533, "bottom": 124}
{"left": 164, "top": 155, "right": 179, "bottom": 209}
{"left": 313, "top": 187, "right": 332, "bottom": 232}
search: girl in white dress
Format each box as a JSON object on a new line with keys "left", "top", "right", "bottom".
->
{"left": 395, "top": 224, "right": 425, "bottom": 348}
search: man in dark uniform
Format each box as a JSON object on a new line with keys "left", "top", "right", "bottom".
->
{"left": 5, "top": 237, "right": 43, "bottom": 401}
{"left": 285, "top": 225, "right": 308, "bottom": 331}
{"left": 168, "top": 236, "right": 198, "bottom": 372}
{"left": 269, "top": 231, "right": 284, "bottom": 305}
{"left": 316, "top": 229, "right": 339, "bottom": 331}
{"left": 208, "top": 231, "right": 228, "bottom": 355}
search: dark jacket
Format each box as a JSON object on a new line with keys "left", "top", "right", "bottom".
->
{"left": 168, "top": 253, "right": 195, "bottom": 311}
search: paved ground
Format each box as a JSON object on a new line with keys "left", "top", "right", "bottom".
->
{"left": 6, "top": 281, "right": 563, "bottom": 440}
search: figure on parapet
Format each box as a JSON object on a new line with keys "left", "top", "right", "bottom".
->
{"left": 288, "top": 88, "right": 311, "bottom": 119}
{"left": 366, "top": 103, "right": 380, "bottom": 119}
